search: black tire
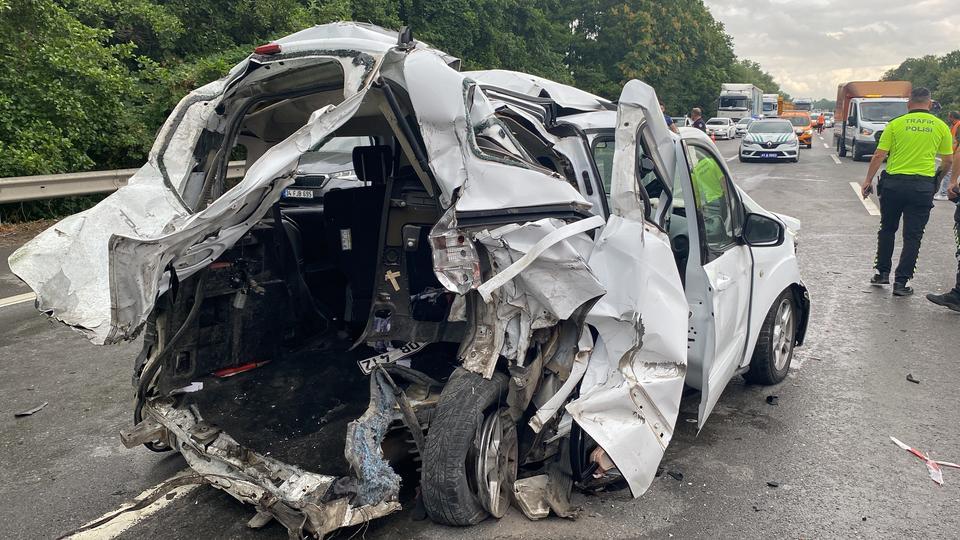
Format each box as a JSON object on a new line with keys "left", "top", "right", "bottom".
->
{"left": 421, "top": 368, "right": 510, "bottom": 526}
{"left": 852, "top": 143, "right": 865, "bottom": 161}
{"left": 738, "top": 154, "right": 746, "bottom": 162}
{"left": 743, "top": 290, "right": 797, "bottom": 385}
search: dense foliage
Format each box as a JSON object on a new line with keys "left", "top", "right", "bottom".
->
{"left": 883, "top": 51, "right": 960, "bottom": 116}
{"left": 0, "top": 0, "right": 783, "bottom": 181}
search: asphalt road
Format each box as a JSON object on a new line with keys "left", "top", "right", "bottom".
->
{"left": 3, "top": 131, "right": 960, "bottom": 539}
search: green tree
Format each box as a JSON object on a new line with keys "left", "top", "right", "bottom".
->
{"left": 727, "top": 59, "right": 781, "bottom": 94}
{"left": 0, "top": 0, "right": 145, "bottom": 176}
{"left": 565, "top": 0, "right": 736, "bottom": 117}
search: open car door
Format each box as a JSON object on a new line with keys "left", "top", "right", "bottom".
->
{"left": 675, "top": 140, "right": 752, "bottom": 425}
{"left": 565, "top": 80, "right": 688, "bottom": 497}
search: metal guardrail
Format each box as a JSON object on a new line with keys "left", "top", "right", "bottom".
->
{"left": 0, "top": 161, "right": 247, "bottom": 204}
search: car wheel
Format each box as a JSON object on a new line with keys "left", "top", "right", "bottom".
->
{"left": 743, "top": 290, "right": 797, "bottom": 385}
{"left": 852, "top": 143, "right": 865, "bottom": 161}
{"left": 738, "top": 155, "right": 746, "bottom": 162}
{"left": 421, "top": 368, "right": 516, "bottom": 526}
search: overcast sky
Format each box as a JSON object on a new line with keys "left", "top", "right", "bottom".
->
{"left": 703, "top": 0, "right": 960, "bottom": 100}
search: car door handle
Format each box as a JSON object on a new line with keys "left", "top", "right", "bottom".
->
{"left": 716, "top": 273, "right": 733, "bottom": 291}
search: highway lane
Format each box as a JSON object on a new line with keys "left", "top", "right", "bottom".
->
{"left": 3, "top": 130, "right": 960, "bottom": 538}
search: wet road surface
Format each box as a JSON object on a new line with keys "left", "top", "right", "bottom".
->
{"left": 3, "top": 131, "right": 960, "bottom": 538}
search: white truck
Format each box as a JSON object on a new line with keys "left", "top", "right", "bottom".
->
{"left": 793, "top": 98, "right": 813, "bottom": 112}
{"left": 718, "top": 84, "right": 763, "bottom": 122}
{"left": 762, "top": 94, "right": 780, "bottom": 118}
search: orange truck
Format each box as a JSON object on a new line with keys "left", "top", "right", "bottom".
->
{"left": 833, "top": 81, "right": 912, "bottom": 160}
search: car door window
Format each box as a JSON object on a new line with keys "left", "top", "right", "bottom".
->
{"left": 591, "top": 135, "right": 615, "bottom": 203}
{"left": 686, "top": 144, "right": 739, "bottom": 259}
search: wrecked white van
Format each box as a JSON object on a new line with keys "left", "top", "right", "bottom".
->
{"left": 10, "top": 23, "right": 808, "bottom": 538}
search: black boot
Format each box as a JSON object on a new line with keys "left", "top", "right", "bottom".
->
{"left": 926, "top": 290, "right": 960, "bottom": 312}
{"left": 893, "top": 282, "right": 914, "bottom": 296}
{"left": 870, "top": 272, "right": 890, "bottom": 285}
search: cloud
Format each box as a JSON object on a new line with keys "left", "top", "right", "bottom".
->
{"left": 703, "top": 0, "right": 960, "bottom": 99}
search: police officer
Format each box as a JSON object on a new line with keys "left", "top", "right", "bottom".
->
{"left": 926, "top": 130, "right": 960, "bottom": 311}
{"left": 691, "top": 108, "right": 706, "bottom": 132}
{"left": 860, "top": 87, "right": 955, "bottom": 296}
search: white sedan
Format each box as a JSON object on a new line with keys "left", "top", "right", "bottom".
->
{"left": 739, "top": 119, "right": 800, "bottom": 162}
{"left": 705, "top": 117, "right": 737, "bottom": 139}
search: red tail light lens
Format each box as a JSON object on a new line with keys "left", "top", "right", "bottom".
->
{"left": 253, "top": 43, "right": 281, "bottom": 55}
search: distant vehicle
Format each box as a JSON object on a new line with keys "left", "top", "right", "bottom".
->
{"left": 762, "top": 94, "right": 783, "bottom": 118}
{"left": 718, "top": 84, "right": 763, "bottom": 121}
{"left": 706, "top": 117, "right": 737, "bottom": 139}
{"left": 739, "top": 119, "right": 800, "bottom": 162}
{"left": 672, "top": 116, "right": 692, "bottom": 128}
{"left": 281, "top": 136, "right": 372, "bottom": 203}
{"left": 823, "top": 112, "right": 835, "bottom": 128}
{"left": 793, "top": 98, "right": 813, "bottom": 112}
{"left": 735, "top": 117, "right": 754, "bottom": 137}
{"left": 781, "top": 112, "right": 814, "bottom": 148}
{"left": 833, "top": 81, "right": 912, "bottom": 161}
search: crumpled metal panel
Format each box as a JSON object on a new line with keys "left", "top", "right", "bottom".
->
{"left": 399, "top": 51, "right": 591, "bottom": 212}
{"left": 464, "top": 70, "right": 612, "bottom": 112}
{"left": 566, "top": 215, "right": 688, "bottom": 498}
{"left": 11, "top": 81, "right": 368, "bottom": 344}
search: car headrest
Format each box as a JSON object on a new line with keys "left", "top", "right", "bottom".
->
{"left": 352, "top": 145, "right": 393, "bottom": 184}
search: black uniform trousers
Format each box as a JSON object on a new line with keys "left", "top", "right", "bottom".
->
{"left": 953, "top": 202, "right": 960, "bottom": 293}
{"left": 874, "top": 172, "right": 937, "bottom": 283}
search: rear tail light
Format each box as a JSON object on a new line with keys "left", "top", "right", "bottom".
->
{"left": 253, "top": 43, "right": 281, "bottom": 55}
{"left": 429, "top": 210, "right": 481, "bottom": 294}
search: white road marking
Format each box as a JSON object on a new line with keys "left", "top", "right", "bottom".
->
{"left": 831, "top": 154, "right": 842, "bottom": 165}
{"left": 818, "top": 135, "right": 824, "bottom": 141}
{"left": 0, "top": 292, "right": 36, "bottom": 309}
{"left": 849, "top": 182, "right": 881, "bottom": 216}
{"left": 726, "top": 154, "right": 738, "bottom": 162}
{"left": 823, "top": 142, "right": 830, "bottom": 149}
{"left": 66, "top": 471, "right": 200, "bottom": 539}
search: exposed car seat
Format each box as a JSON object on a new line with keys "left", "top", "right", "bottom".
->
{"left": 323, "top": 145, "right": 394, "bottom": 324}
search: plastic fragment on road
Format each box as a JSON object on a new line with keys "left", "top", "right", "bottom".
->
{"left": 889, "top": 436, "right": 960, "bottom": 485}
{"left": 766, "top": 395, "right": 779, "bottom": 405}
{"left": 14, "top": 401, "right": 48, "bottom": 417}
{"left": 212, "top": 361, "right": 270, "bottom": 378}
{"left": 906, "top": 373, "right": 921, "bottom": 384}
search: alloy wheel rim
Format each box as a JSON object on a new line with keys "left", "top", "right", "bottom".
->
{"left": 772, "top": 298, "right": 795, "bottom": 371}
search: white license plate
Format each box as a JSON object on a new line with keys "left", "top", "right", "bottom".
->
{"left": 357, "top": 342, "right": 425, "bottom": 374}
{"left": 760, "top": 152, "right": 778, "bottom": 158}
{"left": 284, "top": 188, "right": 314, "bottom": 199}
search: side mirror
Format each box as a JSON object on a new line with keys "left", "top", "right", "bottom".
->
{"left": 742, "top": 213, "right": 784, "bottom": 247}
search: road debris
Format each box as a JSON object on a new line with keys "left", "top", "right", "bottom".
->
{"left": 906, "top": 374, "right": 920, "bottom": 384}
{"left": 212, "top": 361, "right": 270, "bottom": 378}
{"left": 766, "top": 395, "right": 779, "bottom": 405}
{"left": 667, "top": 470, "right": 684, "bottom": 481}
{"left": 890, "top": 436, "right": 960, "bottom": 485}
{"left": 14, "top": 401, "right": 48, "bottom": 417}
{"left": 766, "top": 481, "right": 779, "bottom": 488}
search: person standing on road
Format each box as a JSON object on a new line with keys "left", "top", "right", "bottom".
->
{"left": 691, "top": 108, "right": 706, "bottom": 132}
{"left": 860, "top": 87, "right": 955, "bottom": 296}
{"left": 815, "top": 113, "right": 825, "bottom": 135}
{"left": 934, "top": 111, "right": 960, "bottom": 200}
{"left": 926, "top": 128, "right": 960, "bottom": 311}
{"left": 661, "top": 101, "right": 680, "bottom": 134}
